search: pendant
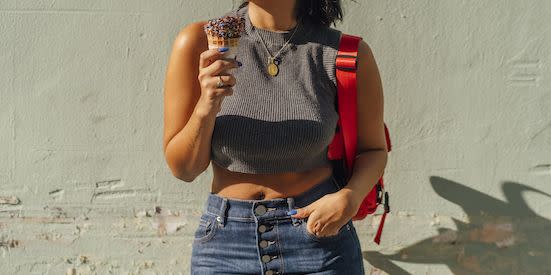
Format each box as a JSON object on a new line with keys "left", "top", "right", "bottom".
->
{"left": 267, "top": 57, "right": 279, "bottom": 76}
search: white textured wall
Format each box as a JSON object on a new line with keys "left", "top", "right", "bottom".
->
{"left": 1, "top": 1, "right": 550, "bottom": 274}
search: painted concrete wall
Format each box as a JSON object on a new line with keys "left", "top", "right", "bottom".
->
{"left": 1, "top": 0, "right": 550, "bottom": 274}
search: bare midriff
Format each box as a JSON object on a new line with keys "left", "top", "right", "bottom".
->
{"left": 210, "top": 161, "right": 334, "bottom": 200}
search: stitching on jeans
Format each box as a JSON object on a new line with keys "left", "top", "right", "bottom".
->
{"left": 276, "top": 219, "right": 284, "bottom": 274}
{"left": 227, "top": 217, "right": 254, "bottom": 221}
{"left": 205, "top": 211, "right": 255, "bottom": 221}
{"left": 204, "top": 211, "right": 219, "bottom": 217}
{"left": 193, "top": 215, "right": 218, "bottom": 243}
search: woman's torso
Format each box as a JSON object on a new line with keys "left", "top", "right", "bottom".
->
{"left": 211, "top": 161, "right": 334, "bottom": 200}
{"left": 206, "top": 4, "right": 343, "bottom": 199}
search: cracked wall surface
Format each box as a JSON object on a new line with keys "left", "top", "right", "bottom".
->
{"left": 1, "top": 1, "right": 550, "bottom": 274}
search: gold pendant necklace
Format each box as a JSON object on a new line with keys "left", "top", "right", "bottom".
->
{"left": 254, "top": 22, "right": 300, "bottom": 77}
{"left": 267, "top": 57, "right": 279, "bottom": 76}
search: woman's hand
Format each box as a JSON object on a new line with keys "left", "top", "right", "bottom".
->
{"left": 195, "top": 47, "right": 241, "bottom": 117}
{"left": 290, "top": 189, "right": 361, "bottom": 238}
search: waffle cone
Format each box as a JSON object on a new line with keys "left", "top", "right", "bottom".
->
{"left": 207, "top": 36, "right": 240, "bottom": 47}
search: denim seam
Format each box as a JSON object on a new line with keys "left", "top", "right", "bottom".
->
{"left": 204, "top": 211, "right": 219, "bottom": 217}
{"left": 205, "top": 211, "right": 256, "bottom": 221}
{"left": 275, "top": 219, "right": 285, "bottom": 274}
{"left": 193, "top": 215, "right": 218, "bottom": 243}
{"left": 227, "top": 217, "right": 255, "bottom": 221}
{"left": 350, "top": 224, "right": 365, "bottom": 273}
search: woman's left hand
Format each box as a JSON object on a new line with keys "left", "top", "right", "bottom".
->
{"left": 289, "top": 189, "right": 360, "bottom": 238}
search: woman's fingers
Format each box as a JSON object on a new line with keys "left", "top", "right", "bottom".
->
{"left": 306, "top": 217, "right": 342, "bottom": 237}
{"left": 201, "top": 58, "right": 240, "bottom": 77}
{"left": 196, "top": 48, "right": 240, "bottom": 107}
{"left": 198, "top": 48, "right": 227, "bottom": 70}
{"left": 212, "top": 75, "right": 235, "bottom": 96}
{"left": 211, "top": 74, "right": 236, "bottom": 88}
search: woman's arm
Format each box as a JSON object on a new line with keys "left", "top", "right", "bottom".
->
{"left": 163, "top": 21, "right": 238, "bottom": 182}
{"left": 275, "top": 38, "right": 388, "bottom": 236}
{"left": 340, "top": 39, "right": 388, "bottom": 209}
{"left": 163, "top": 21, "right": 213, "bottom": 182}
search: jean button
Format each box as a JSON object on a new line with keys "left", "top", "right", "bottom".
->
{"left": 258, "top": 225, "right": 267, "bottom": 233}
{"left": 265, "top": 270, "right": 276, "bottom": 275}
{"left": 254, "top": 204, "right": 267, "bottom": 216}
{"left": 259, "top": 240, "right": 269, "bottom": 248}
{"left": 261, "top": 254, "right": 272, "bottom": 263}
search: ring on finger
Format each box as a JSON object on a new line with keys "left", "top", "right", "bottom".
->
{"left": 216, "top": 75, "right": 225, "bottom": 88}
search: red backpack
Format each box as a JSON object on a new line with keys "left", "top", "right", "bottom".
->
{"left": 327, "top": 33, "right": 392, "bottom": 245}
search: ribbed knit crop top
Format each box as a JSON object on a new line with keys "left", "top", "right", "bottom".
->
{"left": 209, "top": 3, "right": 343, "bottom": 174}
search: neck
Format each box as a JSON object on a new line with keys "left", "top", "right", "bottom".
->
{"left": 247, "top": 0, "right": 298, "bottom": 32}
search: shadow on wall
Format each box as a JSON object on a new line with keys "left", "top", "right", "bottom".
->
{"left": 364, "top": 176, "right": 551, "bottom": 275}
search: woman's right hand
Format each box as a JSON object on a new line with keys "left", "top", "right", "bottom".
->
{"left": 195, "top": 48, "right": 241, "bottom": 116}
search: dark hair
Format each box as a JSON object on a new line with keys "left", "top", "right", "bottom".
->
{"left": 237, "top": 0, "right": 350, "bottom": 28}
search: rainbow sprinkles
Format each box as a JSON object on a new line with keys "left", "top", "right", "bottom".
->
{"left": 204, "top": 15, "right": 246, "bottom": 47}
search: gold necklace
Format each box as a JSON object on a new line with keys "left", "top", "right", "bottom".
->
{"left": 253, "top": 22, "right": 300, "bottom": 77}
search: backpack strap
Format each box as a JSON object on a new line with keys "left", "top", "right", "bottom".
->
{"left": 336, "top": 33, "right": 390, "bottom": 245}
{"left": 335, "top": 33, "right": 362, "bottom": 180}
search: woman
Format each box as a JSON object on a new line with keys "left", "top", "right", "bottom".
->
{"left": 163, "top": 0, "right": 387, "bottom": 274}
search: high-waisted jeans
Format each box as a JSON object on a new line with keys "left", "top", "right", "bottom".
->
{"left": 190, "top": 174, "right": 365, "bottom": 275}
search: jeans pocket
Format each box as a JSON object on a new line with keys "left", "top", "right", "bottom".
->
{"left": 300, "top": 217, "right": 352, "bottom": 243}
{"left": 193, "top": 213, "right": 218, "bottom": 244}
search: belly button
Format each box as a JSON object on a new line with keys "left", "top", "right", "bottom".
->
{"left": 257, "top": 192, "right": 265, "bottom": 200}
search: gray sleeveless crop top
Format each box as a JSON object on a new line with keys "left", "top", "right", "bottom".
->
{"left": 209, "top": 3, "right": 343, "bottom": 174}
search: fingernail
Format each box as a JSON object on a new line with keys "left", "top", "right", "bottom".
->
{"left": 218, "top": 47, "right": 229, "bottom": 52}
{"left": 237, "top": 61, "right": 242, "bottom": 67}
{"left": 286, "top": 209, "right": 297, "bottom": 215}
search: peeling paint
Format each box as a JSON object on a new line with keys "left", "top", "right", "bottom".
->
{"left": 430, "top": 214, "right": 441, "bottom": 226}
{"left": 48, "top": 189, "right": 65, "bottom": 200}
{"left": 43, "top": 205, "right": 68, "bottom": 218}
{"left": 90, "top": 188, "right": 152, "bottom": 201}
{"left": 95, "top": 179, "right": 124, "bottom": 189}
{"left": 0, "top": 238, "right": 21, "bottom": 248}
{"left": 530, "top": 164, "right": 551, "bottom": 175}
{"left": 138, "top": 242, "right": 151, "bottom": 254}
{"left": 0, "top": 196, "right": 20, "bottom": 205}
{"left": 36, "top": 232, "right": 62, "bottom": 241}
{"left": 432, "top": 229, "right": 458, "bottom": 243}
{"left": 468, "top": 222, "right": 515, "bottom": 247}
{"left": 151, "top": 206, "right": 187, "bottom": 236}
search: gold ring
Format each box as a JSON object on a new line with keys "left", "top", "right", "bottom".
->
{"left": 216, "top": 75, "right": 224, "bottom": 88}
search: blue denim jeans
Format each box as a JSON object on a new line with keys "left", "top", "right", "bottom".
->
{"left": 190, "top": 174, "right": 365, "bottom": 275}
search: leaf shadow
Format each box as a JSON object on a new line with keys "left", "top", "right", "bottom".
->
{"left": 363, "top": 176, "right": 551, "bottom": 275}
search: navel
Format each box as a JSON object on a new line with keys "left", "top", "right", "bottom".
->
{"left": 256, "top": 191, "right": 265, "bottom": 200}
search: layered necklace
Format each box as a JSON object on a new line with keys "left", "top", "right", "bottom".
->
{"left": 253, "top": 21, "right": 300, "bottom": 77}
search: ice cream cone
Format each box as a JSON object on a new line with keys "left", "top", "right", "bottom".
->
{"left": 207, "top": 36, "right": 240, "bottom": 63}
{"left": 207, "top": 36, "right": 240, "bottom": 48}
{"left": 204, "top": 15, "right": 245, "bottom": 74}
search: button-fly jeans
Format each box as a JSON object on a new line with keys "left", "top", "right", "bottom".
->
{"left": 190, "top": 174, "right": 365, "bottom": 275}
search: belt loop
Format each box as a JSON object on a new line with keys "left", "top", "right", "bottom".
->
{"left": 218, "top": 198, "right": 228, "bottom": 227}
{"left": 287, "top": 197, "right": 301, "bottom": 226}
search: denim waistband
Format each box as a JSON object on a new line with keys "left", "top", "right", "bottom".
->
{"left": 202, "top": 174, "right": 343, "bottom": 222}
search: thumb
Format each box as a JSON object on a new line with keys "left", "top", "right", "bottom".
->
{"left": 289, "top": 205, "right": 313, "bottom": 219}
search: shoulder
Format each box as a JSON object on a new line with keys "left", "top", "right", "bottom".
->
{"left": 332, "top": 31, "right": 377, "bottom": 69}
{"left": 172, "top": 6, "right": 239, "bottom": 51}
{"left": 356, "top": 38, "right": 378, "bottom": 73}
{"left": 357, "top": 37, "right": 374, "bottom": 57}
{"left": 171, "top": 21, "right": 208, "bottom": 53}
